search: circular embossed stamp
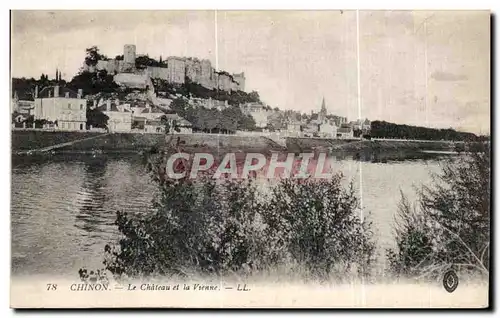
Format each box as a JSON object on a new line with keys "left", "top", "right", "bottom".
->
{"left": 442, "top": 270, "right": 459, "bottom": 293}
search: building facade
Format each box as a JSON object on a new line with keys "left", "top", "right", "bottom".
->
{"left": 318, "top": 122, "right": 337, "bottom": 138}
{"left": 337, "top": 125, "right": 354, "bottom": 139}
{"left": 34, "top": 86, "right": 87, "bottom": 131}
{"left": 240, "top": 102, "right": 271, "bottom": 128}
{"left": 286, "top": 122, "right": 302, "bottom": 136}
{"left": 11, "top": 91, "right": 35, "bottom": 115}
{"left": 99, "top": 100, "right": 133, "bottom": 132}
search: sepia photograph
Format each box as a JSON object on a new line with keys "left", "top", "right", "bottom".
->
{"left": 9, "top": 9, "right": 491, "bottom": 308}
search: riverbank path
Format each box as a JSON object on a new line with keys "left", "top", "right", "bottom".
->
{"left": 16, "top": 133, "right": 110, "bottom": 155}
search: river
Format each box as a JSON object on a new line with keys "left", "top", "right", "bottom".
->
{"left": 11, "top": 151, "right": 452, "bottom": 277}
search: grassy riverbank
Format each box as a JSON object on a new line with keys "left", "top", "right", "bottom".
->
{"left": 11, "top": 130, "right": 104, "bottom": 151}
{"left": 287, "top": 137, "right": 466, "bottom": 152}
{"left": 12, "top": 130, "right": 469, "bottom": 154}
{"left": 11, "top": 130, "right": 281, "bottom": 153}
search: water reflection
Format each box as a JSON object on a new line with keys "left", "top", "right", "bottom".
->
{"left": 11, "top": 153, "right": 159, "bottom": 276}
{"left": 11, "top": 151, "right": 447, "bottom": 277}
{"left": 332, "top": 149, "right": 452, "bottom": 163}
{"left": 75, "top": 157, "right": 108, "bottom": 236}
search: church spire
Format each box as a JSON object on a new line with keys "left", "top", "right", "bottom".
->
{"left": 319, "top": 96, "right": 327, "bottom": 122}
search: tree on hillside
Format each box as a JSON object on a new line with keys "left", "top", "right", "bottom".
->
{"left": 238, "top": 114, "right": 257, "bottom": 131}
{"left": 86, "top": 107, "right": 109, "bottom": 130}
{"left": 220, "top": 107, "right": 240, "bottom": 133}
{"left": 169, "top": 98, "right": 189, "bottom": 115}
{"left": 68, "top": 69, "right": 118, "bottom": 95}
{"left": 135, "top": 55, "right": 162, "bottom": 69}
{"left": 267, "top": 111, "right": 287, "bottom": 131}
{"left": 248, "top": 91, "right": 260, "bottom": 103}
{"left": 84, "top": 46, "right": 108, "bottom": 67}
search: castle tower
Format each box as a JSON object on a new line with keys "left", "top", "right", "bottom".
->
{"left": 124, "top": 44, "right": 136, "bottom": 65}
{"left": 200, "top": 59, "right": 213, "bottom": 88}
{"left": 232, "top": 72, "right": 246, "bottom": 91}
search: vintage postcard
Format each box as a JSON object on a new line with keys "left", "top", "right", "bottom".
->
{"left": 10, "top": 10, "right": 490, "bottom": 308}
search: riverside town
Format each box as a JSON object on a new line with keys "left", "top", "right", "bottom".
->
{"left": 12, "top": 44, "right": 485, "bottom": 156}
{"left": 11, "top": 10, "right": 490, "bottom": 309}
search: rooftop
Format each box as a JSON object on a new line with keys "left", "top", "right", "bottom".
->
{"left": 338, "top": 127, "right": 352, "bottom": 133}
{"left": 38, "top": 86, "right": 80, "bottom": 99}
{"left": 140, "top": 106, "right": 165, "bottom": 114}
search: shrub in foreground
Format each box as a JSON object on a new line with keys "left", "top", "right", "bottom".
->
{"left": 387, "top": 143, "right": 490, "bottom": 279}
{"left": 104, "top": 151, "right": 375, "bottom": 280}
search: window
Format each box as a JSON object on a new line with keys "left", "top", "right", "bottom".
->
{"left": 68, "top": 104, "right": 71, "bottom": 109}
{"left": 80, "top": 104, "right": 83, "bottom": 110}
{"left": 61, "top": 123, "right": 65, "bottom": 129}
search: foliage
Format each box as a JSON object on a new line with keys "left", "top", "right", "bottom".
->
{"left": 135, "top": 55, "right": 165, "bottom": 69}
{"left": 84, "top": 46, "right": 108, "bottom": 67}
{"left": 160, "top": 115, "right": 181, "bottom": 134}
{"left": 260, "top": 177, "right": 375, "bottom": 277}
{"left": 12, "top": 75, "right": 65, "bottom": 100}
{"left": 86, "top": 107, "right": 109, "bottom": 129}
{"left": 386, "top": 142, "right": 490, "bottom": 279}
{"left": 267, "top": 111, "right": 287, "bottom": 131}
{"left": 78, "top": 268, "right": 109, "bottom": 284}
{"left": 238, "top": 114, "right": 257, "bottom": 131}
{"left": 103, "top": 153, "right": 375, "bottom": 280}
{"left": 371, "top": 120, "right": 479, "bottom": 141}
{"left": 12, "top": 77, "right": 37, "bottom": 100}
{"left": 12, "top": 114, "right": 54, "bottom": 128}
{"left": 68, "top": 70, "right": 119, "bottom": 95}
{"left": 152, "top": 78, "right": 261, "bottom": 106}
{"left": 104, "top": 169, "right": 266, "bottom": 277}
{"left": 167, "top": 97, "right": 256, "bottom": 133}
{"left": 161, "top": 116, "right": 171, "bottom": 134}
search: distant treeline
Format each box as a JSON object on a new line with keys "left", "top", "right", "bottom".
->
{"left": 370, "top": 120, "right": 487, "bottom": 141}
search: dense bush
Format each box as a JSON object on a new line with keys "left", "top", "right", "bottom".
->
{"left": 103, "top": 151, "right": 375, "bottom": 280}
{"left": 387, "top": 142, "right": 490, "bottom": 279}
{"left": 260, "top": 177, "right": 375, "bottom": 278}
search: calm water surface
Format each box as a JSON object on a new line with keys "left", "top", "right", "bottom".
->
{"left": 11, "top": 151, "right": 448, "bottom": 277}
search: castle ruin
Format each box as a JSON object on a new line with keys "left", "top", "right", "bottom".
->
{"left": 84, "top": 44, "right": 245, "bottom": 92}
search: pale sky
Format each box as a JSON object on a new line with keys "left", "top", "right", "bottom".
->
{"left": 11, "top": 10, "right": 490, "bottom": 134}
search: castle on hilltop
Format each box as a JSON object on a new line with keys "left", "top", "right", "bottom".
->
{"left": 83, "top": 44, "right": 245, "bottom": 92}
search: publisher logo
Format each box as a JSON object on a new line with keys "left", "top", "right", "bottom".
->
{"left": 443, "top": 270, "right": 459, "bottom": 293}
